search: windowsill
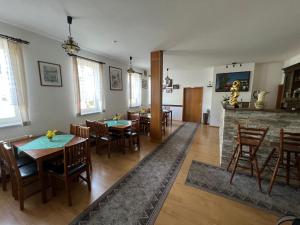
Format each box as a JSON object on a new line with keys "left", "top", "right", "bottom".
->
{"left": 0, "top": 122, "right": 23, "bottom": 129}
{"left": 77, "top": 111, "right": 105, "bottom": 117}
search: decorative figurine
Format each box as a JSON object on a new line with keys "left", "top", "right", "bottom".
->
{"left": 229, "top": 80, "right": 241, "bottom": 108}
{"left": 253, "top": 90, "right": 269, "bottom": 109}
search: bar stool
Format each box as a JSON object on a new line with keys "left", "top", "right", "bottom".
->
{"left": 227, "top": 124, "right": 269, "bottom": 191}
{"left": 266, "top": 129, "right": 300, "bottom": 194}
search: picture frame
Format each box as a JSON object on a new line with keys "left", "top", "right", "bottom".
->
{"left": 166, "top": 87, "right": 173, "bottom": 93}
{"left": 109, "top": 66, "right": 123, "bottom": 91}
{"left": 38, "top": 61, "right": 62, "bottom": 87}
{"left": 215, "top": 71, "right": 250, "bottom": 92}
{"left": 173, "top": 84, "right": 180, "bottom": 89}
{"left": 142, "top": 79, "right": 148, "bottom": 89}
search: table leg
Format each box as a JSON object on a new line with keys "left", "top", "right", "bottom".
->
{"left": 37, "top": 160, "right": 47, "bottom": 203}
{"left": 170, "top": 111, "right": 172, "bottom": 125}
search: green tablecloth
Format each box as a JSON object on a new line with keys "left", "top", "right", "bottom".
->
{"left": 104, "top": 120, "right": 130, "bottom": 127}
{"left": 18, "top": 134, "right": 74, "bottom": 152}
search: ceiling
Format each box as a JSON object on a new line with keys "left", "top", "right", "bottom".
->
{"left": 0, "top": 0, "right": 299, "bottom": 70}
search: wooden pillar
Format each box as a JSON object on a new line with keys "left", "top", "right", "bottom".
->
{"left": 150, "top": 50, "right": 163, "bottom": 141}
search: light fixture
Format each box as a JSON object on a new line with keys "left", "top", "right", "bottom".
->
{"left": 62, "top": 16, "right": 80, "bottom": 55}
{"left": 226, "top": 62, "right": 243, "bottom": 68}
{"left": 127, "top": 56, "right": 136, "bottom": 74}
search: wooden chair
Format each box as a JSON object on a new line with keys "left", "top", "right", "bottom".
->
{"left": 140, "top": 116, "right": 150, "bottom": 135}
{"left": 125, "top": 119, "right": 140, "bottom": 151}
{"left": 162, "top": 113, "right": 166, "bottom": 135}
{"left": 267, "top": 129, "right": 300, "bottom": 194}
{"left": 70, "top": 124, "right": 80, "bottom": 135}
{"left": 0, "top": 141, "right": 9, "bottom": 191}
{"left": 94, "top": 122, "right": 115, "bottom": 158}
{"left": 3, "top": 142, "right": 38, "bottom": 210}
{"left": 227, "top": 124, "right": 269, "bottom": 191}
{"left": 47, "top": 140, "right": 91, "bottom": 206}
{"left": 76, "top": 126, "right": 92, "bottom": 172}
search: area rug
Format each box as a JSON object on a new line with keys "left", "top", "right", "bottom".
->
{"left": 186, "top": 160, "right": 300, "bottom": 217}
{"left": 70, "top": 122, "right": 198, "bottom": 225}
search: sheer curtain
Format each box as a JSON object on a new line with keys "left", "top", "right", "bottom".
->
{"left": 0, "top": 38, "right": 28, "bottom": 127}
{"left": 129, "top": 73, "right": 142, "bottom": 107}
{"left": 73, "top": 56, "right": 104, "bottom": 115}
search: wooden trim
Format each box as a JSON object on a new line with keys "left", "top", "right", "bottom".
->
{"left": 209, "top": 125, "right": 220, "bottom": 128}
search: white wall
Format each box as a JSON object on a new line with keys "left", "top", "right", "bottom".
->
{"left": 253, "top": 62, "right": 283, "bottom": 109}
{"left": 162, "top": 67, "right": 214, "bottom": 121}
{"left": 284, "top": 53, "right": 300, "bottom": 67}
{"left": 210, "top": 63, "right": 255, "bottom": 127}
{"left": 0, "top": 21, "right": 146, "bottom": 140}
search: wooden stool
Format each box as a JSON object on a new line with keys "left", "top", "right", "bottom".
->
{"left": 227, "top": 124, "right": 268, "bottom": 192}
{"left": 266, "top": 129, "right": 300, "bottom": 194}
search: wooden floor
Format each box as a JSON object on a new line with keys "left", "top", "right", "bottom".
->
{"left": 0, "top": 122, "right": 278, "bottom": 225}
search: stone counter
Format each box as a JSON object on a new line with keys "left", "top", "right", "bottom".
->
{"left": 219, "top": 108, "right": 300, "bottom": 168}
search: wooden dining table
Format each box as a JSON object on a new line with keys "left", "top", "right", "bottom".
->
{"left": 12, "top": 135, "right": 87, "bottom": 203}
{"left": 103, "top": 120, "right": 132, "bottom": 152}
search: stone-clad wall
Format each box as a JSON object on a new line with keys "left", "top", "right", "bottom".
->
{"left": 220, "top": 109, "right": 300, "bottom": 168}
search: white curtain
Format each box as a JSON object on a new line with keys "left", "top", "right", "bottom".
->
{"left": 8, "top": 40, "right": 29, "bottom": 124}
{"left": 129, "top": 73, "right": 142, "bottom": 107}
{"left": 73, "top": 56, "right": 104, "bottom": 115}
{"left": 0, "top": 38, "right": 28, "bottom": 127}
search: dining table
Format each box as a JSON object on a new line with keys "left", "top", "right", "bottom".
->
{"left": 12, "top": 134, "right": 87, "bottom": 203}
{"left": 103, "top": 120, "right": 132, "bottom": 152}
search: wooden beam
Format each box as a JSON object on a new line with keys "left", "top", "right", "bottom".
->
{"left": 150, "top": 51, "right": 163, "bottom": 141}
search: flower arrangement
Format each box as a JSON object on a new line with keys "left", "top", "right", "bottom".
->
{"left": 140, "top": 108, "right": 146, "bottom": 113}
{"left": 112, "top": 113, "right": 121, "bottom": 120}
{"left": 46, "top": 130, "right": 57, "bottom": 140}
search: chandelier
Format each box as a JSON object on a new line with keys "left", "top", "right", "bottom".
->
{"left": 127, "top": 56, "right": 136, "bottom": 74}
{"left": 62, "top": 16, "right": 80, "bottom": 55}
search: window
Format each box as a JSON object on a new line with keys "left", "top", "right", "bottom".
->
{"left": 75, "top": 57, "right": 104, "bottom": 115}
{"left": 0, "top": 39, "right": 23, "bottom": 127}
{"left": 129, "top": 73, "right": 142, "bottom": 107}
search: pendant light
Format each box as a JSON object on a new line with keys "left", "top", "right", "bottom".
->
{"left": 62, "top": 16, "right": 80, "bottom": 55}
{"left": 127, "top": 56, "right": 136, "bottom": 74}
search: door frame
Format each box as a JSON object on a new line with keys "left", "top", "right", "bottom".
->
{"left": 182, "top": 87, "right": 203, "bottom": 123}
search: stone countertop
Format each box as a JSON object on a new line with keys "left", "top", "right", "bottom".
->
{"left": 223, "top": 107, "right": 300, "bottom": 113}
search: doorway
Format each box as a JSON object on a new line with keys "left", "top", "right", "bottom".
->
{"left": 182, "top": 87, "right": 203, "bottom": 123}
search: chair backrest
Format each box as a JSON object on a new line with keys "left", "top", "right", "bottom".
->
{"left": 95, "top": 122, "right": 110, "bottom": 136}
{"left": 70, "top": 124, "right": 80, "bottom": 135}
{"left": 63, "top": 140, "right": 88, "bottom": 175}
{"left": 6, "top": 135, "right": 33, "bottom": 144}
{"left": 280, "top": 129, "right": 300, "bottom": 153}
{"left": 131, "top": 119, "right": 140, "bottom": 132}
{"left": 0, "top": 141, "right": 8, "bottom": 165}
{"left": 2, "top": 142, "right": 21, "bottom": 179}
{"left": 77, "top": 126, "right": 90, "bottom": 139}
{"left": 128, "top": 112, "right": 140, "bottom": 120}
{"left": 237, "top": 124, "right": 269, "bottom": 153}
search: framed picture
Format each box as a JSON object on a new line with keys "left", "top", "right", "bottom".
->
{"left": 109, "top": 66, "right": 123, "bottom": 91}
{"left": 215, "top": 71, "right": 250, "bottom": 92}
{"left": 38, "top": 61, "right": 62, "bottom": 87}
{"left": 166, "top": 87, "right": 173, "bottom": 93}
{"left": 142, "top": 79, "right": 148, "bottom": 89}
{"left": 173, "top": 84, "right": 180, "bottom": 89}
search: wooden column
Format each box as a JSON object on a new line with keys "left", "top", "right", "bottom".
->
{"left": 150, "top": 51, "right": 163, "bottom": 141}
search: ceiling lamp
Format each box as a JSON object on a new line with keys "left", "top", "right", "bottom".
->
{"left": 127, "top": 56, "right": 136, "bottom": 74}
{"left": 62, "top": 16, "right": 80, "bottom": 55}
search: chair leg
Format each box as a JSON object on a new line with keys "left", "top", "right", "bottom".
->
{"left": 129, "top": 136, "right": 132, "bottom": 151}
{"left": 268, "top": 150, "right": 282, "bottom": 195}
{"left": 1, "top": 166, "right": 7, "bottom": 191}
{"left": 252, "top": 156, "right": 262, "bottom": 192}
{"left": 137, "top": 135, "right": 140, "bottom": 151}
{"left": 107, "top": 142, "right": 111, "bottom": 158}
{"left": 50, "top": 175, "right": 56, "bottom": 197}
{"left": 230, "top": 144, "right": 242, "bottom": 184}
{"left": 227, "top": 144, "right": 239, "bottom": 171}
{"left": 249, "top": 147, "right": 254, "bottom": 176}
{"left": 286, "top": 152, "right": 291, "bottom": 185}
{"left": 86, "top": 169, "right": 91, "bottom": 192}
{"left": 65, "top": 179, "right": 72, "bottom": 206}
{"left": 19, "top": 184, "right": 24, "bottom": 210}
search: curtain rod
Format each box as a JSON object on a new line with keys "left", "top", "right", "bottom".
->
{"left": 69, "top": 54, "right": 106, "bottom": 65}
{"left": 0, "top": 34, "right": 30, "bottom": 44}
